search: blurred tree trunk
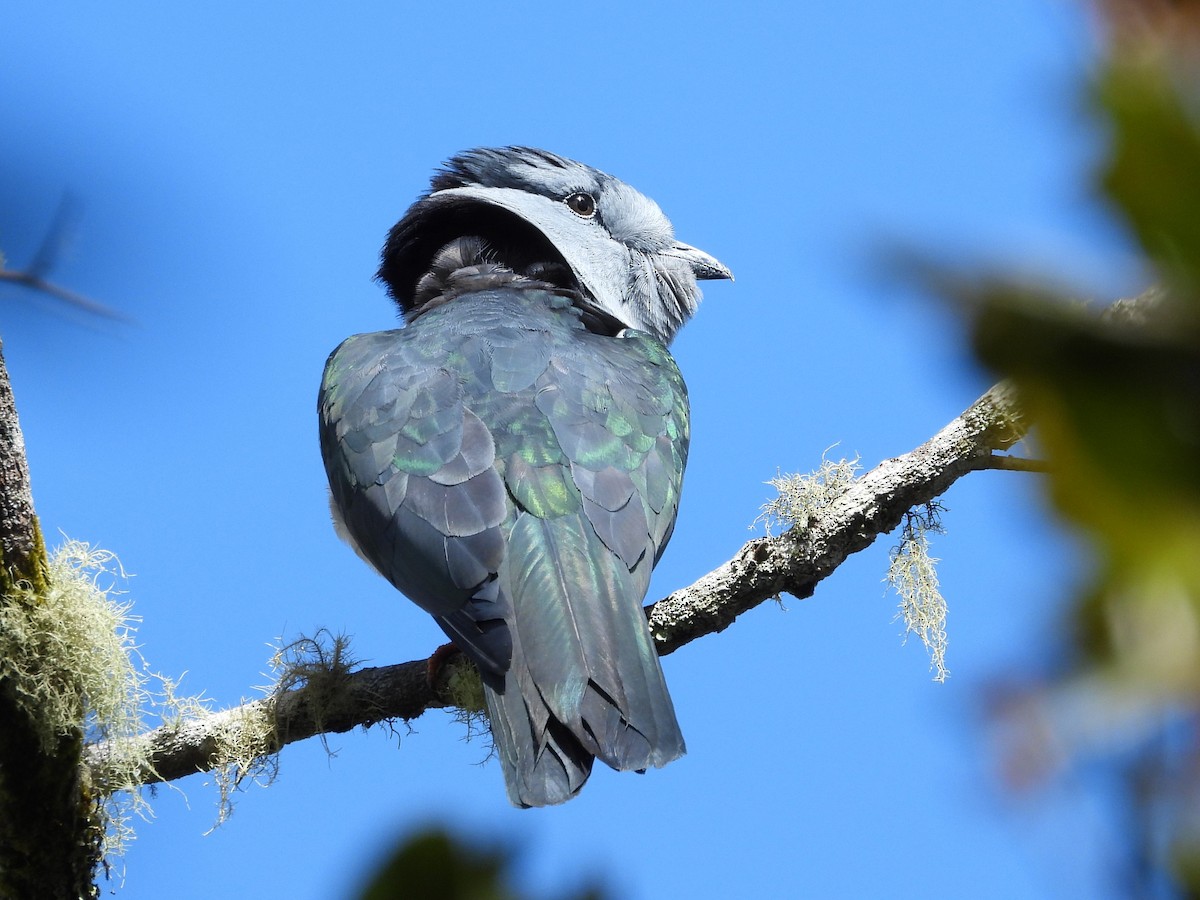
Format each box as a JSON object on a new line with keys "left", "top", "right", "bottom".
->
{"left": 0, "top": 340, "right": 97, "bottom": 898}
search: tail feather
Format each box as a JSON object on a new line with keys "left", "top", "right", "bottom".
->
{"left": 485, "top": 666, "right": 593, "bottom": 808}
{"left": 483, "top": 511, "right": 685, "bottom": 806}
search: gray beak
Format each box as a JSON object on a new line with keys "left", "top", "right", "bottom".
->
{"left": 669, "top": 241, "right": 733, "bottom": 282}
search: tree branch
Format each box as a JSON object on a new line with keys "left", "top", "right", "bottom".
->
{"left": 83, "top": 378, "right": 1031, "bottom": 790}
{"left": 648, "top": 379, "right": 1027, "bottom": 653}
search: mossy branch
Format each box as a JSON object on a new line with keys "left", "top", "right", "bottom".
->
{"left": 84, "top": 377, "right": 1031, "bottom": 789}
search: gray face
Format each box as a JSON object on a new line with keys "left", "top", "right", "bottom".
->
{"left": 378, "top": 147, "right": 731, "bottom": 345}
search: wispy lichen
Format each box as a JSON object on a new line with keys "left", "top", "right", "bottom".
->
{"left": 203, "top": 699, "right": 279, "bottom": 832}
{"left": 0, "top": 535, "right": 297, "bottom": 864}
{"left": 888, "top": 504, "right": 949, "bottom": 682}
{"left": 0, "top": 540, "right": 152, "bottom": 859}
{"left": 0, "top": 541, "right": 139, "bottom": 750}
{"left": 755, "top": 453, "right": 861, "bottom": 536}
{"left": 270, "top": 629, "right": 358, "bottom": 700}
{"left": 197, "top": 630, "right": 366, "bottom": 831}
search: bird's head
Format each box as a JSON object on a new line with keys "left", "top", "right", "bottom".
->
{"left": 377, "top": 147, "right": 731, "bottom": 345}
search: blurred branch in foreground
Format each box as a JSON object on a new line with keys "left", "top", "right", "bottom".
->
{"left": 0, "top": 195, "right": 125, "bottom": 321}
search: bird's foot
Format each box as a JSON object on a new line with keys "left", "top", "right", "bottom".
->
{"left": 426, "top": 641, "right": 463, "bottom": 689}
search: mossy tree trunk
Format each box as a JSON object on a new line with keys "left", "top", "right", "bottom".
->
{"left": 0, "top": 340, "right": 98, "bottom": 898}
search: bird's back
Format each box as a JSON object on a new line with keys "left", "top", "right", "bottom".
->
{"left": 319, "top": 283, "right": 688, "bottom": 805}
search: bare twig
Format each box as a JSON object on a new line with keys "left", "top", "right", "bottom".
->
{"left": 0, "top": 270, "right": 126, "bottom": 321}
{"left": 967, "top": 454, "right": 1050, "bottom": 473}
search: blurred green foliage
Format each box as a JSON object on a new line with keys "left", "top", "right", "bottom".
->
{"left": 359, "top": 827, "right": 605, "bottom": 900}
{"left": 1101, "top": 58, "right": 1200, "bottom": 284}
{"left": 964, "top": 55, "right": 1200, "bottom": 672}
{"left": 942, "top": 24, "right": 1200, "bottom": 895}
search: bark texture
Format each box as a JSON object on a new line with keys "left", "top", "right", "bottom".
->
{"left": 0, "top": 341, "right": 99, "bottom": 900}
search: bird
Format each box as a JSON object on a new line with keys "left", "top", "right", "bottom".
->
{"left": 318, "top": 147, "right": 731, "bottom": 807}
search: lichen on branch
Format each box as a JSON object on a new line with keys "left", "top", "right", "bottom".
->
{"left": 84, "top": 375, "right": 1033, "bottom": 793}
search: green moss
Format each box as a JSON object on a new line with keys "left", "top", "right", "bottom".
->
{"left": 443, "top": 655, "right": 491, "bottom": 743}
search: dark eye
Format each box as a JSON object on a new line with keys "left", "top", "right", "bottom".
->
{"left": 565, "top": 192, "right": 596, "bottom": 218}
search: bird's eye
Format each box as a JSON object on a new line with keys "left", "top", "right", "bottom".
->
{"left": 565, "top": 192, "right": 597, "bottom": 218}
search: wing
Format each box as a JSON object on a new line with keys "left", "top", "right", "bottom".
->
{"left": 318, "top": 321, "right": 515, "bottom": 676}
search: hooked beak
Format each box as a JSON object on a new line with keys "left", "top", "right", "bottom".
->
{"left": 668, "top": 241, "right": 733, "bottom": 282}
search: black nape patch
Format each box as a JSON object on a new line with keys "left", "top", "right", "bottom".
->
{"left": 405, "top": 235, "right": 628, "bottom": 339}
{"left": 407, "top": 236, "right": 578, "bottom": 320}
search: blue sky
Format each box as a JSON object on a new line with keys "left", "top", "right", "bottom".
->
{"left": 2, "top": 3, "right": 1140, "bottom": 898}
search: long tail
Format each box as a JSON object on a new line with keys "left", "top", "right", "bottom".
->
{"left": 485, "top": 512, "right": 685, "bottom": 807}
